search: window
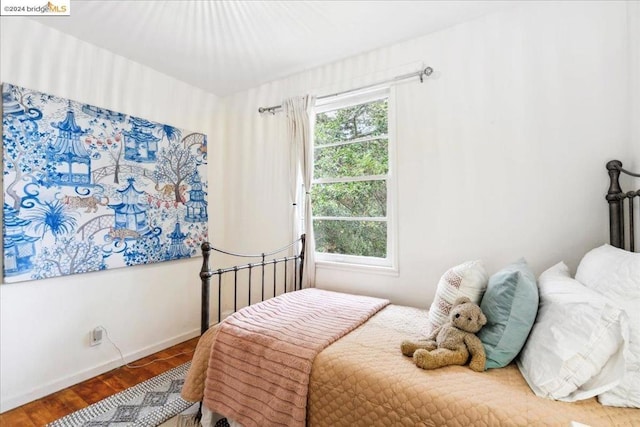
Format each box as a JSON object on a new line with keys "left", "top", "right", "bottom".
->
{"left": 312, "top": 87, "right": 395, "bottom": 268}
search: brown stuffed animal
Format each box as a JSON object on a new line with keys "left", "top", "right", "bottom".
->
{"left": 401, "top": 296, "right": 487, "bottom": 372}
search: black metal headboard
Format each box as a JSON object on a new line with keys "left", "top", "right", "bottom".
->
{"left": 199, "top": 235, "right": 305, "bottom": 334}
{"left": 606, "top": 160, "right": 640, "bottom": 251}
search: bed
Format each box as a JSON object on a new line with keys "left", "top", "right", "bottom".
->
{"left": 181, "top": 160, "right": 639, "bottom": 426}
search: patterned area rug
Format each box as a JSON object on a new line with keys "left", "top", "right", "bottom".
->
{"left": 47, "top": 362, "right": 196, "bottom": 427}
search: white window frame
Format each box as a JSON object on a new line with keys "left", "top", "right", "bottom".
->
{"left": 312, "top": 86, "right": 398, "bottom": 271}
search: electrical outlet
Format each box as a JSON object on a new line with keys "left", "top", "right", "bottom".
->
{"left": 90, "top": 327, "right": 103, "bottom": 346}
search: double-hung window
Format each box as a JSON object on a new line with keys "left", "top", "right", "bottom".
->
{"left": 312, "top": 87, "right": 395, "bottom": 268}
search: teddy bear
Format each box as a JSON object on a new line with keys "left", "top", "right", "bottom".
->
{"left": 401, "top": 296, "right": 487, "bottom": 372}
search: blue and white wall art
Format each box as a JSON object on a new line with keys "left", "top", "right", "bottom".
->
{"left": 2, "top": 83, "right": 209, "bottom": 283}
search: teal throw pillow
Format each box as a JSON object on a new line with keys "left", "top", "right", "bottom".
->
{"left": 478, "top": 259, "right": 538, "bottom": 369}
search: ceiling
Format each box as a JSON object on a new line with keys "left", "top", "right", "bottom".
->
{"left": 34, "top": 0, "right": 512, "bottom": 97}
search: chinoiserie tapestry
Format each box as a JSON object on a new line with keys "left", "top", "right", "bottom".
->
{"left": 2, "top": 83, "right": 209, "bottom": 283}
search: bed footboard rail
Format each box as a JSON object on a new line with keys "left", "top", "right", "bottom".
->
{"left": 607, "top": 160, "right": 640, "bottom": 251}
{"left": 199, "top": 234, "right": 305, "bottom": 334}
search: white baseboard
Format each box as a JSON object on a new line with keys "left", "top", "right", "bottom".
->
{"left": 0, "top": 328, "right": 201, "bottom": 413}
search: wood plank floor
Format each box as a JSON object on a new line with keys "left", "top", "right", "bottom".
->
{"left": 0, "top": 337, "right": 199, "bottom": 427}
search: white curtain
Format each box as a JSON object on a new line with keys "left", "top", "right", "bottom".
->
{"left": 283, "top": 95, "right": 316, "bottom": 288}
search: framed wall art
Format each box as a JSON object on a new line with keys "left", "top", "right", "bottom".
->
{"left": 2, "top": 83, "right": 209, "bottom": 283}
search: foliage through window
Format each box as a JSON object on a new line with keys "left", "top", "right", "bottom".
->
{"left": 312, "top": 89, "right": 391, "bottom": 264}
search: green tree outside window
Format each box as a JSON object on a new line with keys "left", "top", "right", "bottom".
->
{"left": 312, "top": 97, "right": 389, "bottom": 259}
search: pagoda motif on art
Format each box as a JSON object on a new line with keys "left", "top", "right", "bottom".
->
{"left": 108, "top": 178, "right": 150, "bottom": 236}
{"left": 123, "top": 117, "right": 160, "bottom": 163}
{"left": 2, "top": 87, "right": 24, "bottom": 116}
{"left": 185, "top": 173, "right": 208, "bottom": 223}
{"left": 166, "top": 222, "right": 190, "bottom": 259}
{"left": 48, "top": 103, "right": 91, "bottom": 186}
{"left": 3, "top": 203, "right": 38, "bottom": 277}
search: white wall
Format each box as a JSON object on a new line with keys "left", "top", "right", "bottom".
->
{"left": 628, "top": 1, "right": 640, "bottom": 236}
{"left": 0, "top": 19, "right": 223, "bottom": 411}
{"left": 630, "top": 1, "right": 640, "bottom": 169}
{"left": 222, "top": 1, "right": 636, "bottom": 307}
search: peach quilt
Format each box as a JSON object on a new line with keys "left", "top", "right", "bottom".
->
{"left": 183, "top": 298, "right": 638, "bottom": 426}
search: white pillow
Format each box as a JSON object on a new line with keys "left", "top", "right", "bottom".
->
{"left": 576, "top": 244, "right": 640, "bottom": 408}
{"left": 517, "top": 262, "right": 629, "bottom": 402}
{"left": 426, "top": 260, "right": 488, "bottom": 334}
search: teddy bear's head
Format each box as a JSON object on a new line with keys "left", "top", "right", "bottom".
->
{"left": 449, "top": 296, "right": 487, "bottom": 334}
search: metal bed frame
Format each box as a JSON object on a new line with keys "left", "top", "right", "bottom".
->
{"left": 606, "top": 160, "right": 640, "bottom": 252}
{"left": 198, "top": 234, "right": 305, "bottom": 334}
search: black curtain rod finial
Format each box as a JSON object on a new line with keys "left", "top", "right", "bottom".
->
{"left": 258, "top": 106, "right": 278, "bottom": 114}
{"left": 420, "top": 67, "right": 434, "bottom": 83}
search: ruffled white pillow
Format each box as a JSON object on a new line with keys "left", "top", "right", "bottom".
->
{"left": 576, "top": 244, "right": 640, "bottom": 408}
{"left": 517, "top": 262, "right": 628, "bottom": 401}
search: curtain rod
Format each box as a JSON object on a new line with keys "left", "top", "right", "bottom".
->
{"left": 258, "top": 66, "right": 434, "bottom": 114}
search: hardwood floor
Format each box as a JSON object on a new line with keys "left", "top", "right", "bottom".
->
{"left": 0, "top": 337, "right": 199, "bottom": 426}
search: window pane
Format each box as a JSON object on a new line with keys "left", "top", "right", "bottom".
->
{"left": 312, "top": 180, "right": 386, "bottom": 217}
{"left": 314, "top": 220, "right": 387, "bottom": 258}
{"left": 314, "top": 139, "right": 388, "bottom": 179}
{"left": 315, "top": 99, "right": 388, "bottom": 145}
